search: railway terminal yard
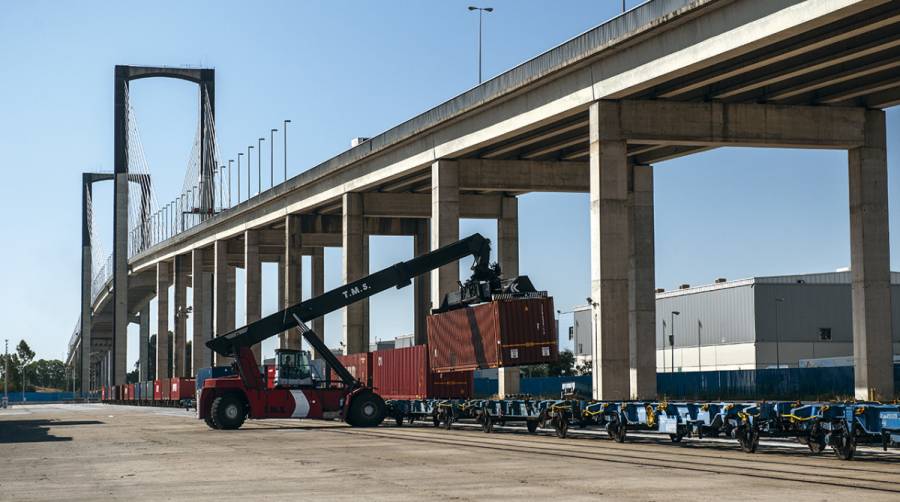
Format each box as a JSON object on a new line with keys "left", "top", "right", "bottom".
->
{"left": 2, "top": 403, "right": 899, "bottom": 501}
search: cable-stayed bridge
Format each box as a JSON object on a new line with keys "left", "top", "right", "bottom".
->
{"left": 68, "top": 0, "right": 900, "bottom": 401}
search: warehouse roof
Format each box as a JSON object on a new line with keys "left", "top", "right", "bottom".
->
{"left": 656, "top": 271, "right": 900, "bottom": 300}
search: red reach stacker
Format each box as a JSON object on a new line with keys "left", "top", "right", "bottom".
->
{"left": 198, "top": 233, "right": 538, "bottom": 430}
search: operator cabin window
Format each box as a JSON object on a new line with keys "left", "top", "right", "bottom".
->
{"left": 818, "top": 328, "right": 832, "bottom": 341}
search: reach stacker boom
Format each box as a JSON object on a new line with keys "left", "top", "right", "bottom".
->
{"left": 198, "top": 232, "right": 536, "bottom": 430}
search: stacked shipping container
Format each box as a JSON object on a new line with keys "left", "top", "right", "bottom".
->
{"left": 371, "top": 345, "right": 473, "bottom": 400}
{"left": 427, "top": 297, "right": 558, "bottom": 372}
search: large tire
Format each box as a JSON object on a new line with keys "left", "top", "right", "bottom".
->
{"left": 831, "top": 427, "right": 856, "bottom": 461}
{"left": 346, "top": 391, "right": 386, "bottom": 427}
{"left": 204, "top": 417, "right": 219, "bottom": 430}
{"left": 481, "top": 414, "right": 494, "bottom": 433}
{"left": 554, "top": 416, "right": 569, "bottom": 439}
{"left": 211, "top": 395, "right": 246, "bottom": 430}
{"left": 736, "top": 426, "right": 759, "bottom": 453}
{"left": 526, "top": 420, "right": 539, "bottom": 434}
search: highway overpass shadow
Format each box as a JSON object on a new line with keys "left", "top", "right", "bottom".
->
{"left": 0, "top": 420, "right": 103, "bottom": 443}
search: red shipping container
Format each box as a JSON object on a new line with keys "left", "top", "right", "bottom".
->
{"left": 161, "top": 378, "right": 171, "bottom": 400}
{"left": 153, "top": 379, "right": 163, "bottom": 400}
{"left": 330, "top": 353, "right": 373, "bottom": 386}
{"left": 372, "top": 346, "right": 474, "bottom": 399}
{"left": 372, "top": 346, "right": 430, "bottom": 399}
{"left": 430, "top": 370, "right": 474, "bottom": 399}
{"left": 427, "top": 297, "right": 558, "bottom": 373}
{"left": 170, "top": 378, "right": 195, "bottom": 401}
{"left": 125, "top": 384, "right": 133, "bottom": 401}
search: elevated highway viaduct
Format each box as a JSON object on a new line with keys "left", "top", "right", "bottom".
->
{"left": 76, "top": 0, "right": 900, "bottom": 400}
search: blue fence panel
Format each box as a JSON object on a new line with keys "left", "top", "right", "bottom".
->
{"left": 6, "top": 392, "right": 76, "bottom": 403}
{"left": 474, "top": 378, "right": 497, "bottom": 398}
{"left": 521, "top": 375, "right": 591, "bottom": 398}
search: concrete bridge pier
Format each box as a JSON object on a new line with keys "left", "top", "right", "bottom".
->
{"left": 589, "top": 101, "right": 632, "bottom": 401}
{"left": 850, "top": 109, "right": 893, "bottom": 401}
{"left": 174, "top": 255, "right": 188, "bottom": 376}
{"left": 245, "top": 230, "right": 263, "bottom": 363}
{"left": 343, "top": 193, "right": 367, "bottom": 354}
{"left": 192, "top": 247, "right": 214, "bottom": 375}
{"left": 497, "top": 195, "right": 521, "bottom": 398}
{"left": 138, "top": 303, "right": 150, "bottom": 382}
{"left": 213, "top": 239, "right": 235, "bottom": 366}
{"left": 430, "top": 160, "right": 460, "bottom": 310}
{"left": 311, "top": 247, "right": 325, "bottom": 351}
{"left": 283, "top": 215, "right": 303, "bottom": 350}
{"left": 156, "top": 261, "right": 170, "bottom": 379}
{"left": 629, "top": 164, "right": 657, "bottom": 400}
{"left": 413, "top": 220, "right": 430, "bottom": 345}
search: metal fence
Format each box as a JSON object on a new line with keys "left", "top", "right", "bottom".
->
{"left": 474, "top": 365, "right": 900, "bottom": 400}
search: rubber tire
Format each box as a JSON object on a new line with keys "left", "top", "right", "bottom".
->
{"left": 204, "top": 417, "right": 219, "bottom": 430}
{"left": 481, "top": 414, "right": 494, "bottom": 433}
{"left": 346, "top": 391, "right": 386, "bottom": 428}
{"left": 669, "top": 433, "right": 683, "bottom": 443}
{"left": 395, "top": 416, "right": 404, "bottom": 427}
{"left": 736, "top": 426, "right": 759, "bottom": 453}
{"left": 443, "top": 413, "right": 454, "bottom": 430}
{"left": 526, "top": 420, "right": 539, "bottom": 434}
{"left": 554, "top": 417, "right": 569, "bottom": 439}
{"left": 211, "top": 395, "right": 245, "bottom": 430}
{"left": 612, "top": 422, "right": 627, "bottom": 443}
{"left": 432, "top": 414, "right": 441, "bottom": 428}
{"left": 832, "top": 429, "right": 856, "bottom": 461}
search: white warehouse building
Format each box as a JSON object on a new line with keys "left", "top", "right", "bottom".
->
{"left": 571, "top": 271, "right": 900, "bottom": 372}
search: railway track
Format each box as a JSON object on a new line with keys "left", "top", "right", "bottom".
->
{"left": 326, "top": 423, "right": 900, "bottom": 494}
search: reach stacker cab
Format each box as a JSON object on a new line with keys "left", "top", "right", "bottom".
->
{"left": 198, "top": 232, "right": 538, "bottom": 430}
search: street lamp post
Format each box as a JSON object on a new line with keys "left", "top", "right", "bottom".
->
{"left": 775, "top": 297, "right": 785, "bottom": 368}
{"left": 3, "top": 339, "right": 8, "bottom": 408}
{"left": 237, "top": 153, "right": 244, "bottom": 203}
{"left": 283, "top": 119, "right": 291, "bottom": 182}
{"left": 247, "top": 146, "right": 254, "bottom": 197}
{"left": 467, "top": 6, "right": 494, "bottom": 84}
{"left": 257, "top": 137, "right": 264, "bottom": 193}
{"left": 227, "top": 159, "right": 234, "bottom": 207}
{"left": 670, "top": 311, "right": 680, "bottom": 373}
{"left": 270, "top": 128, "right": 277, "bottom": 189}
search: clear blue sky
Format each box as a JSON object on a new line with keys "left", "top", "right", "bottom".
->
{"left": 1, "top": 1, "right": 897, "bottom": 363}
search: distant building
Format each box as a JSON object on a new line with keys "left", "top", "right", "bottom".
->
{"left": 393, "top": 334, "right": 415, "bottom": 349}
{"left": 572, "top": 271, "right": 900, "bottom": 371}
{"left": 369, "top": 340, "right": 395, "bottom": 352}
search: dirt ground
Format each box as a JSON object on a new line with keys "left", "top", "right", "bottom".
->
{"left": 1, "top": 403, "right": 898, "bottom": 501}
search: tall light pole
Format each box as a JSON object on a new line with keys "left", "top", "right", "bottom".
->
{"left": 270, "top": 128, "right": 277, "bottom": 188}
{"left": 237, "top": 153, "right": 243, "bottom": 203}
{"left": 257, "top": 137, "right": 264, "bottom": 193}
{"left": 227, "top": 159, "right": 234, "bottom": 207}
{"left": 247, "top": 145, "right": 254, "bottom": 197}
{"left": 468, "top": 6, "right": 493, "bottom": 84}
{"left": 283, "top": 119, "right": 291, "bottom": 182}
{"left": 3, "top": 339, "right": 8, "bottom": 408}
{"left": 775, "top": 297, "right": 785, "bottom": 368}
{"left": 670, "top": 311, "right": 680, "bottom": 373}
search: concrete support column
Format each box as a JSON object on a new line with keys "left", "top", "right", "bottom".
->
{"left": 80, "top": 177, "right": 93, "bottom": 395}
{"left": 138, "top": 303, "right": 150, "bottom": 382}
{"left": 213, "top": 240, "right": 236, "bottom": 366}
{"left": 193, "top": 253, "right": 214, "bottom": 376}
{"left": 245, "top": 230, "right": 263, "bottom": 363}
{"left": 497, "top": 195, "right": 520, "bottom": 398}
{"left": 156, "top": 261, "right": 170, "bottom": 379}
{"left": 173, "top": 254, "right": 188, "bottom": 377}
{"left": 629, "top": 164, "right": 657, "bottom": 400}
{"left": 849, "top": 109, "right": 894, "bottom": 400}
{"left": 413, "top": 220, "right": 431, "bottom": 345}
{"left": 112, "top": 173, "right": 128, "bottom": 386}
{"left": 283, "top": 215, "right": 303, "bottom": 350}
{"left": 431, "top": 160, "right": 460, "bottom": 310}
{"left": 589, "top": 101, "right": 631, "bottom": 401}
{"left": 343, "top": 193, "right": 367, "bottom": 354}
{"left": 311, "top": 247, "right": 326, "bottom": 356}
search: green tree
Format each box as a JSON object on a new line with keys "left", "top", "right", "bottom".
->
{"left": 16, "top": 340, "right": 34, "bottom": 367}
